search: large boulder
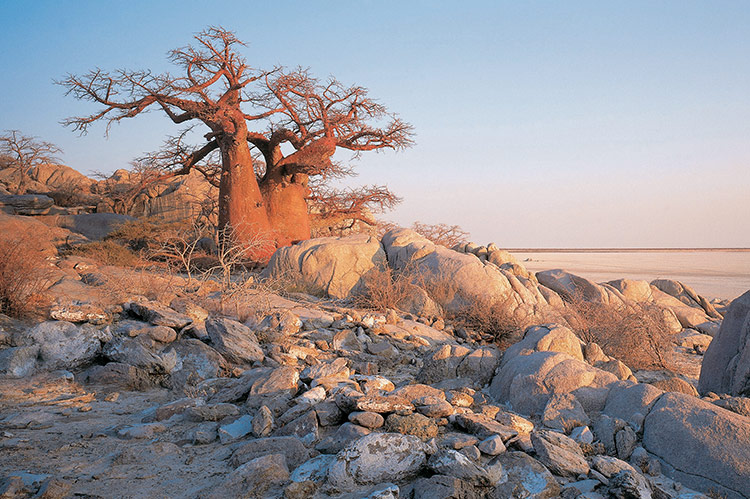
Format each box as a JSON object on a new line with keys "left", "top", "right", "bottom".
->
{"left": 642, "top": 392, "right": 750, "bottom": 498}
{"left": 30, "top": 163, "right": 95, "bottom": 190}
{"left": 490, "top": 350, "right": 619, "bottom": 415}
{"left": 501, "top": 325, "right": 584, "bottom": 365}
{"left": 0, "top": 194, "right": 54, "bottom": 215}
{"left": 381, "top": 229, "right": 560, "bottom": 323}
{"left": 699, "top": 291, "right": 750, "bottom": 396}
{"left": 652, "top": 279, "right": 722, "bottom": 319}
{"left": 327, "top": 433, "right": 431, "bottom": 492}
{"left": 205, "top": 317, "right": 264, "bottom": 366}
{"left": 263, "top": 234, "right": 386, "bottom": 299}
{"left": 26, "top": 321, "right": 108, "bottom": 370}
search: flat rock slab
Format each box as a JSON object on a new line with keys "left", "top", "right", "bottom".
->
{"left": 642, "top": 392, "right": 750, "bottom": 499}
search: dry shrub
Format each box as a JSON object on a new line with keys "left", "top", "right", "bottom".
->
{"left": 0, "top": 233, "right": 50, "bottom": 317}
{"left": 352, "top": 264, "right": 416, "bottom": 311}
{"left": 567, "top": 296, "right": 674, "bottom": 370}
{"left": 70, "top": 240, "right": 141, "bottom": 267}
{"left": 448, "top": 295, "right": 529, "bottom": 347}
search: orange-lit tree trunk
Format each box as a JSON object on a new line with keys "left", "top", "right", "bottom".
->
{"left": 260, "top": 171, "right": 311, "bottom": 246}
{"left": 217, "top": 134, "right": 274, "bottom": 259}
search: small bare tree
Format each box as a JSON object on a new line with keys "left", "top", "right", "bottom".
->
{"left": 0, "top": 130, "right": 62, "bottom": 194}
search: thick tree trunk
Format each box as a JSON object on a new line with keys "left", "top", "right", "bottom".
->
{"left": 217, "top": 140, "right": 274, "bottom": 260}
{"left": 261, "top": 171, "right": 311, "bottom": 246}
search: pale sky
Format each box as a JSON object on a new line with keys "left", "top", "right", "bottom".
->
{"left": 1, "top": 1, "right": 749, "bottom": 247}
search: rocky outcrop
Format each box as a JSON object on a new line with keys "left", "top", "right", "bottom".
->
{"left": 382, "top": 229, "right": 563, "bottom": 324}
{"left": 263, "top": 234, "right": 386, "bottom": 299}
{"left": 699, "top": 291, "right": 750, "bottom": 396}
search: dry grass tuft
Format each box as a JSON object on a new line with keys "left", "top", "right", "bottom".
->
{"left": 70, "top": 240, "right": 142, "bottom": 267}
{"left": 0, "top": 233, "right": 51, "bottom": 317}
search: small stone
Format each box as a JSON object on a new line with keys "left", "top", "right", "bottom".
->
{"left": 78, "top": 405, "right": 92, "bottom": 412}
{"left": 356, "top": 395, "right": 413, "bottom": 414}
{"left": 118, "top": 423, "right": 166, "bottom": 439}
{"left": 570, "top": 426, "right": 594, "bottom": 445}
{"left": 349, "top": 411, "right": 385, "bottom": 429}
{"left": 459, "top": 445, "right": 481, "bottom": 462}
{"left": 477, "top": 435, "right": 506, "bottom": 456}
{"left": 252, "top": 406, "right": 274, "bottom": 437}
{"left": 219, "top": 415, "right": 254, "bottom": 443}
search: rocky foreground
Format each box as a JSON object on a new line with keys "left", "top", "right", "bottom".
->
{"left": 1, "top": 227, "right": 750, "bottom": 498}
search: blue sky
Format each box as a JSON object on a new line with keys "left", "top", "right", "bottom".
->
{"left": 1, "top": 1, "right": 749, "bottom": 247}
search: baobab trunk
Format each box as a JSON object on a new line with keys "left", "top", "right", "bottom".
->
{"left": 218, "top": 142, "right": 274, "bottom": 260}
{"left": 261, "top": 172, "right": 311, "bottom": 246}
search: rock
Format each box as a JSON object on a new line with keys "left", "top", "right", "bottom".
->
{"left": 453, "top": 413, "right": 518, "bottom": 440}
{"left": 675, "top": 330, "right": 713, "bottom": 350}
{"left": 103, "top": 335, "right": 177, "bottom": 374}
{"left": 428, "top": 449, "right": 492, "bottom": 486}
{"left": 154, "top": 397, "right": 202, "bottom": 421}
{"left": 477, "top": 435, "right": 506, "bottom": 456}
{"left": 129, "top": 301, "right": 192, "bottom": 329}
{"left": 300, "top": 358, "right": 350, "bottom": 383}
{"left": 185, "top": 403, "right": 239, "bottom": 422}
{"left": 592, "top": 455, "right": 638, "bottom": 479}
{"left": 315, "top": 401, "right": 343, "bottom": 426}
{"left": 537, "top": 269, "right": 609, "bottom": 303}
{"left": 218, "top": 415, "right": 254, "bottom": 443}
{"left": 713, "top": 396, "right": 750, "bottom": 417}
{"left": 594, "top": 359, "right": 634, "bottom": 381}
{"left": 384, "top": 412, "right": 438, "bottom": 439}
{"left": 315, "top": 422, "right": 371, "bottom": 454}
{"left": 252, "top": 405, "right": 274, "bottom": 437}
{"left": 503, "top": 325, "right": 584, "bottom": 363}
{"left": 456, "top": 346, "right": 501, "bottom": 387}
{"left": 583, "top": 342, "right": 609, "bottom": 364}
{"left": 698, "top": 290, "right": 750, "bottom": 396}
{"left": 192, "top": 423, "right": 218, "bottom": 444}
{"left": 290, "top": 454, "right": 336, "bottom": 483}
{"left": 49, "top": 303, "right": 109, "bottom": 325}
{"left": 168, "top": 338, "right": 228, "bottom": 389}
{"left": 395, "top": 284, "right": 444, "bottom": 318}
{"left": 52, "top": 213, "right": 134, "bottom": 240}
{"left": 642, "top": 392, "right": 750, "bottom": 498}
{"left": 607, "top": 279, "right": 653, "bottom": 303}
{"left": 355, "top": 395, "right": 413, "bottom": 414}
{"left": 27, "top": 321, "right": 106, "bottom": 370}
{"left": 327, "top": 433, "right": 430, "bottom": 492}
{"left": 489, "top": 451, "right": 561, "bottom": 498}
{"left": 411, "top": 475, "right": 479, "bottom": 499}
{"left": 230, "top": 436, "right": 310, "bottom": 469}
{"left": 206, "top": 453, "right": 289, "bottom": 499}
{"left": 349, "top": 411, "right": 385, "bottom": 429}
{"left": 0, "top": 194, "right": 53, "bottom": 214}
{"left": 592, "top": 414, "right": 627, "bottom": 455}
{"left": 381, "top": 229, "right": 558, "bottom": 322}
{"left": 34, "top": 476, "right": 72, "bottom": 499}
{"left": 117, "top": 422, "right": 166, "bottom": 439}
{"left": 79, "top": 362, "right": 153, "bottom": 390}
{"left": 490, "top": 351, "right": 619, "bottom": 415}
{"left": 651, "top": 279, "right": 721, "bottom": 319}
{"left": 258, "top": 310, "right": 302, "bottom": 341}
{"left": 604, "top": 381, "right": 663, "bottom": 424}
{"left": 608, "top": 469, "right": 653, "bottom": 499}
{"left": 414, "top": 396, "right": 454, "bottom": 418}
{"left": 542, "top": 393, "right": 590, "bottom": 433}
{"left": 531, "top": 429, "right": 589, "bottom": 477}
{"left": 0, "top": 476, "right": 28, "bottom": 498}
{"left": 0, "top": 346, "right": 39, "bottom": 377}
{"left": 275, "top": 410, "right": 319, "bottom": 446}
{"left": 205, "top": 317, "right": 264, "bottom": 366}
{"left": 570, "top": 425, "right": 594, "bottom": 445}
{"left": 263, "top": 234, "right": 386, "bottom": 299}
{"left": 650, "top": 377, "right": 699, "bottom": 397}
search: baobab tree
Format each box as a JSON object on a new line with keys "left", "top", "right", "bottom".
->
{"left": 61, "top": 27, "right": 413, "bottom": 257}
{"left": 0, "top": 130, "right": 62, "bottom": 195}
